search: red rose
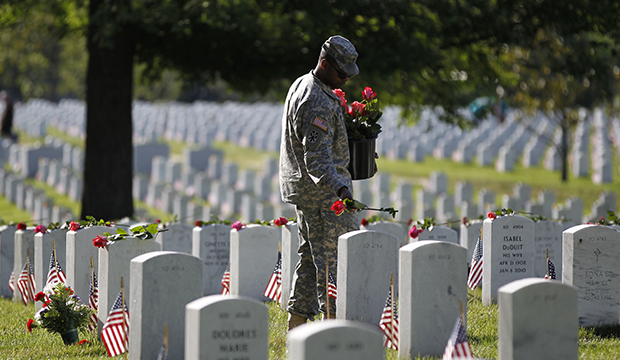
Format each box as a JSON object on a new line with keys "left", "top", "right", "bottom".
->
{"left": 34, "top": 292, "right": 45, "bottom": 302}
{"left": 332, "top": 89, "right": 346, "bottom": 106}
{"left": 462, "top": 217, "right": 468, "bottom": 225}
{"left": 331, "top": 200, "right": 346, "bottom": 216}
{"left": 79, "top": 339, "right": 90, "bottom": 345}
{"left": 487, "top": 212, "right": 497, "bottom": 220}
{"left": 274, "top": 217, "right": 288, "bottom": 227}
{"left": 409, "top": 226, "right": 423, "bottom": 239}
{"left": 350, "top": 101, "right": 365, "bottom": 116}
{"left": 156, "top": 219, "right": 161, "bottom": 223}
{"left": 70, "top": 221, "right": 80, "bottom": 231}
{"left": 231, "top": 221, "right": 244, "bottom": 231}
{"left": 17, "top": 223, "right": 26, "bottom": 230}
{"left": 34, "top": 225, "right": 47, "bottom": 234}
{"left": 27, "top": 319, "right": 34, "bottom": 333}
{"left": 362, "top": 87, "right": 377, "bottom": 101}
{"left": 195, "top": 220, "right": 203, "bottom": 227}
{"left": 361, "top": 218, "right": 369, "bottom": 227}
{"left": 93, "top": 235, "right": 108, "bottom": 248}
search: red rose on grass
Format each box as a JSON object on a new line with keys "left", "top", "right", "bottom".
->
{"left": 331, "top": 200, "right": 346, "bottom": 216}
{"left": 362, "top": 87, "right": 377, "bottom": 101}
{"left": 79, "top": 339, "right": 90, "bottom": 345}
{"left": 70, "top": 221, "right": 80, "bottom": 231}
{"left": 34, "top": 225, "right": 47, "bottom": 234}
{"left": 361, "top": 218, "right": 369, "bottom": 227}
{"left": 409, "top": 225, "right": 423, "bottom": 239}
{"left": 17, "top": 223, "right": 26, "bottom": 230}
{"left": 231, "top": 221, "right": 244, "bottom": 231}
{"left": 27, "top": 319, "right": 34, "bottom": 333}
{"left": 34, "top": 292, "right": 46, "bottom": 302}
{"left": 487, "top": 212, "right": 497, "bottom": 220}
{"left": 93, "top": 235, "right": 108, "bottom": 248}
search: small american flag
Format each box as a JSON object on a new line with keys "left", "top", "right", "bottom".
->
{"left": 442, "top": 316, "right": 473, "bottom": 359}
{"left": 221, "top": 263, "right": 231, "bottom": 295}
{"left": 17, "top": 258, "right": 35, "bottom": 306}
{"left": 264, "top": 251, "right": 282, "bottom": 302}
{"left": 45, "top": 251, "right": 66, "bottom": 287}
{"left": 544, "top": 258, "right": 556, "bottom": 280}
{"left": 328, "top": 269, "right": 337, "bottom": 300}
{"left": 101, "top": 291, "right": 129, "bottom": 357}
{"left": 88, "top": 270, "right": 99, "bottom": 332}
{"left": 467, "top": 236, "right": 483, "bottom": 290}
{"left": 8, "top": 271, "right": 14, "bottom": 293}
{"left": 379, "top": 287, "right": 399, "bottom": 350}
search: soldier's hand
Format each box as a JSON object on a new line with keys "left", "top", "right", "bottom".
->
{"left": 338, "top": 187, "right": 353, "bottom": 202}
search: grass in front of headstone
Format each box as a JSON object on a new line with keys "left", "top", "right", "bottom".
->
{"left": 0, "top": 298, "right": 112, "bottom": 359}
{"left": 3, "top": 296, "right": 620, "bottom": 359}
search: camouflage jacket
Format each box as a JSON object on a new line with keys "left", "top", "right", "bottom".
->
{"left": 279, "top": 71, "right": 352, "bottom": 207}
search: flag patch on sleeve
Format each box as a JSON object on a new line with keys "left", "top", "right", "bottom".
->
{"left": 312, "top": 117, "right": 329, "bottom": 132}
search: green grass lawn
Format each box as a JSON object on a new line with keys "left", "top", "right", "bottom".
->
{"left": 3, "top": 295, "right": 620, "bottom": 359}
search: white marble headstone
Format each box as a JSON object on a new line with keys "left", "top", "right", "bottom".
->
{"left": 482, "top": 215, "right": 535, "bottom": 305}
{"left": 562, "top": 224, "right": 620, "bottom": 326}
{"left": 416, "top": 225, "right": 458, "bottom": 244}
{"left": 185, "top": 295, "right": 268, "bottom": 360}
{"left": 0, "top": 225, "right": 17, "bottom": 298}
{"left": 192, "top": 224, "right": 230, "bottom": 295}
{"left": 287, "top": 320, "right": 383, "bottom": 360}
{"left": 399, "top": 240, "right": 468, "bottom": 358}
{"left": 336, "top": 230, "right": 399, "bottom": 325}
{"left": 65, "top": 226, "right": 109, "bottom": 303}
{"left": 281, "top": 223, "right": 300, "bottom": 310}
{"left": 129, "top": 251, "right": 202, "bottom": 360}
{"left": 33, "top": 229, "right": 68, "bottom": 311}
{"left": 230, "top": 225, "right": 280, "bottom": 301}
{"left": 156, "top": 223, "right": 193, "bottom": 253}
{"left": 13, "top": 228, "right": 35, "bottom": 303}
{"left": 498, "top": 278, "right": 578, "bottom": 360}
{"left": 362, "top": 221, "right": 407, "bottom": 246}
{"left": 98, "top": 237, "right": 161, "bottom": 333}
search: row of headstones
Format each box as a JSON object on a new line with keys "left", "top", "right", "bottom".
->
{"left": 0, "top": 169, "right": 75, "bottom": 223}
{"left": 424, "top": 171, "right": 615, "bottom": 223}
{"left": 16, "top": 98, "right": 620, "bottom": 186}
{"left": 2, "top": 216, "right": 616, "bottom": 358}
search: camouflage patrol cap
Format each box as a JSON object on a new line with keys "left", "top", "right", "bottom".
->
{"left": 321, "top": 35, "right": 359, "bottom": 77}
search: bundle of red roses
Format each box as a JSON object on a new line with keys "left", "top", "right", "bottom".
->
{"left": 333, "top": 87, "right": 383, "bottom": 141}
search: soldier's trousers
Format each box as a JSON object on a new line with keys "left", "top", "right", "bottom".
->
{"left": 287, "top": 203, "right": 358, "bottom": 319}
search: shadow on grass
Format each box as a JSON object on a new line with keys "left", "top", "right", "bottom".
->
{"left": 583, "top": 324, "right": 620, "bottom": 339}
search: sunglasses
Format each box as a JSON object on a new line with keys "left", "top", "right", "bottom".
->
{"left": 325, "top": 57, "right": 351, "bottom": 80}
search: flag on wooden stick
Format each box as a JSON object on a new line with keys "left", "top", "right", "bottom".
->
{"left": 17, "top": 253, "right": 35, "bottom": 306}
{"left": 467, "top": 234, "right": 483, "bottom": 290}
{"left": 88, "top": 257, "right": 98, "bottom": 332}
{"left": 221, "top": 263, "right": 231, "bottom": 295}
{"left": 379, "top": 273, "right": 399, "bottom": 350}
{"left": 327, "top": 269, "right": 337, "bottom": 300}
{"left": 264, "top": 250, "right": 282, "bottom": 302}
{"left": 544, "top": 248, "right": 556, "bottom": 280}
{"left": 442, "top": 308, "right": 472, "bottom": 359}
{"left": 101, "top": 281, "right": 129, "bottom": 357}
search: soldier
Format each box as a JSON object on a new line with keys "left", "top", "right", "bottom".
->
{"left": 279, "top": 35, "right": 360, "bottom": 329}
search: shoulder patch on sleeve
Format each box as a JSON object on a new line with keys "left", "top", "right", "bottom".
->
{"left": 312, "top": 117, "right": 329, "bottom": 132}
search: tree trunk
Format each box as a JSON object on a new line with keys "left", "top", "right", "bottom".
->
{"left": 81, "top": 0, "right": 134, "bottom": 220}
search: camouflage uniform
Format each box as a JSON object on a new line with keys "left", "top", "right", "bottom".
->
{"left": 280, "top": 70, "right": 358, "bottom": 319}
